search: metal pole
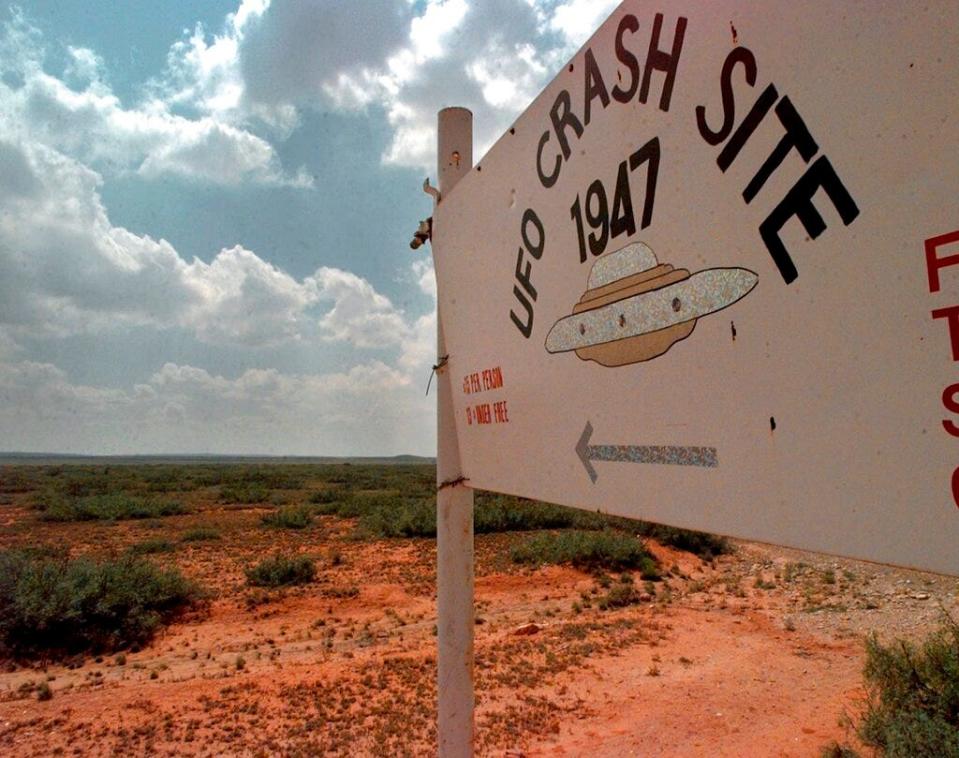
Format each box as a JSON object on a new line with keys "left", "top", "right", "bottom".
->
{"left": 434, "top": 106, "right": 474, "bottom": 758}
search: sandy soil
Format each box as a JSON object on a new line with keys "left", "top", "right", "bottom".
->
{"left": 1, "top": 495, "right": 957, "bottom": 756}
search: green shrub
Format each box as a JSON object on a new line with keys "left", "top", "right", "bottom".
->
{"left": 322, "top": 493, "right": 612, "bottom": 539}
{"left": 358, "top": 496, "right": 436, "bottom": 538}
{"left": 0, "top": 469, "right": 34, "bottom": 494}
{"left": 207, "top": 467, "right": 305, "bottom": 492}
{"left": 260, "top": 505, "right": 314, "bottom": 529}
{"left": 0, "top": 550, "right": 199, "bottom": 657}
{"left": 219, "top": 483, "right": 271, "bottom": 504}
{"left": 61, "top": 475, "right": 111, "bottom": 498}
{"left": 856, "top": 620, "right": 959, "bottom": 756}
{"left": 242, "top": 468, "right": 305, "bottom": 490}
{"left": 474, "top": 496, "right": 580, "bottom": 532}
{"left": 597, "top": 581, "right": 643, "bottom": 610}
{"left": 245, "top": 555, "right": 316, "bottom": 588}
{"left": 249, "top": 470, "right": 728, "bottom": 562}
{"left": 141, "top": 469, "right": 181, "bottom": 493}
{"left": 312, "top": 493, "right": 364, "bottom": 517}
{"left": 129, "top": 538, "right": 176, "bottom": 555}
{"left": 36, "top": 494, "right": 186, "bottom": 522}
{"left": 311, "top": 493, "right": 433, "bottom": 536}
{"left": 510, "top": 530, "right": 657, "bottom": 573}
{"left": 308, "top": 489, "right": 340, "bottom": 504}
{"left": 630, "top": 522, "right": 730, "bottom": 559}
{"left": 181, "top": 527, "right": 221, "bottom": 542}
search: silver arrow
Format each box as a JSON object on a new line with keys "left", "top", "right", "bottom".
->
{"left": 576, "top": 421, "right": 719, "bottom": 484}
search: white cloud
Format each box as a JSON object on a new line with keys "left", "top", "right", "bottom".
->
{"left": 0, "top": 358, "right": 434, "bottom": 455}
{"left": 156, "top": 0, "right": 615, "bottom": 172}
{"left": 183, "top": 246, "right": 316, "bottom": 347}
{"left": 411, "top": 257, "right": 437, "bottom": 300}
{"left": 159, "top": 0, "right": 298, "bottom": 133}
{"left": 0, "top": 9, "right": 309, "bottom": 187}
{"left": 0, "top": 136, "right": 198, "bottom": 336}
{"left": 548, "top": 0, "right": 620, "bottom": 48}
{"left": 0, "top": 126, "right": 439, "bottom": 454}
{"left": 238, "top": 0, "right": 411, "bottom": 108}
{"left": 0, "top": 3, "right": 456, "bottom": 457}
{"left": 364, "top": 0, "right": 565, "bottom": 170}
{"left": 309, "top": 267, "right": 409, "bottom": 349}
{"left": 0, "top": 133, "right": 426, "bottom": 353}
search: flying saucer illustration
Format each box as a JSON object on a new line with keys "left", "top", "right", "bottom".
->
{"left": 544, "top": 242, "right": 758, "bottom": 367}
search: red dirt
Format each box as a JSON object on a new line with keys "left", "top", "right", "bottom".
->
{"left": 1, "top": 496, "right": 957, "bottom": 756}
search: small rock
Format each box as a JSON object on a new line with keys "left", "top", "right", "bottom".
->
{"left": 912, "top": 593, "right": 930, "bottom": 600}
{"left": 512, "top": 622, "right": 540, "bottom": 636}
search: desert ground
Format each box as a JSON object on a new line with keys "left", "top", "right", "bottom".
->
{"left": 0, "top": 463, "right": 956, "bottom": 757}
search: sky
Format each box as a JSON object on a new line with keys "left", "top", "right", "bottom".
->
{"left": 0, "top": 0, "right": 618, "bottom": 456}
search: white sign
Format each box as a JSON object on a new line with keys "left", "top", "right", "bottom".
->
{"left": 431, "top": 1, "right": 959, "bottom": 575}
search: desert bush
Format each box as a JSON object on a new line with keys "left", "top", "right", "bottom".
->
{"left": 36, "top": 680, "right": 53, "bottom": 701}
{"left": 219, "top": 483, "right": 271, "bottom": 504}
{"left": 857, "top": 619, "right": 959, "bottom": 755}
{"left": 308, "top": 492, "right": 409, "bottom": 523}
{"left": 822, "top": 617, "right": 959, "bottom": 758}
{"left": 480, "top": 494, "right": 729, "bottom": 558}
{"left": 474, "top": 495, "right": 581, "bottom": 532}
{"left": 311, "top": 493, "right": 367, "bottom": 518}
{"left": 323, "top": 491, "right": 725, "bottom": 564}
{"left": 238, "top": 467, "right": 305, "bottom": 490}
{"left": 245, "top": 555, "right": 316, "bottom": 588}
{"left": 322, "top": 464, "right": 434, "bottom": 495}
{"left": 0, "top": 550, "right": 199, "bottom": 657}
{"left": 36, "top": 494, "right": 186, "bottom": 521}
{"left": 597, "top": 580, "right": 643, "bottom": 610}
{"left": 204, "top": 467, "right": 306, "bottom": 491}
{"left": 61, "top": 475, "right": 111, "bottom": 498}
{"left": 308, "top": 488, "right": 341, "bottom": 504}
{"left": 0, "top": 469, "right": 34, "bottom": 494}
{"left": 261, "top": 505, "right": 314, "bottom": 530}
{"left": 630, "top": 522, "right": 730, "bottom": 559}
{"left": 129, "top": 538, "right": 176, "bottom": 555}
{"left": 181, "top": 527, "right": 221, "bottom": 542}
{"left": 322, "top": 493, "right": 599, "bottom": 538}
{"left": 510, "top": 530, "right": 658, "bottom": 574}
{"left": 356, "top": 496, "right": 435, "bottom": 538}
{"left": 144, "top": 467, "right": 199, "bottom": 493}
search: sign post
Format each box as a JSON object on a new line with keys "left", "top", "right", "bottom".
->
{"left": 434, "top": 107, "right": 475, "bottom": 757}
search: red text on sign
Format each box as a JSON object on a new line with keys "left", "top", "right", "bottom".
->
{"left": 925, "top": 229, "right": 959, "bottom": 509}
{"left": 462, "top": 365, "right": 504, "bottom": 395}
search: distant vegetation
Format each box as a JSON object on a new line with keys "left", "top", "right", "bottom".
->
{"left": 35, "top": 493, "right": 187, "bottom": 521}
{"left": 219, "top": 483, "right": 271, "bottom": 504}
{"left": 308, "top": 488, "right": 341, "bottom": 504}
{"left": 261, "top": 505, "right": 315, "bottom": 529}
{"left": 0, "top": 550, "right": 199, "bottom": 657}
{"left": 246, "top": 554, "right": 316, "bottom": 588}
{"left": 312, "top": 489, "right": 728, "bottom": 560}
{"left": 129, "top": 538, "right": 177, "bottom": 555}
{"left": 181, "top": 526, "right": 221, "bottom": 542}
{"left": 4, "top": 462, "right": 729, "bottom": 585}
